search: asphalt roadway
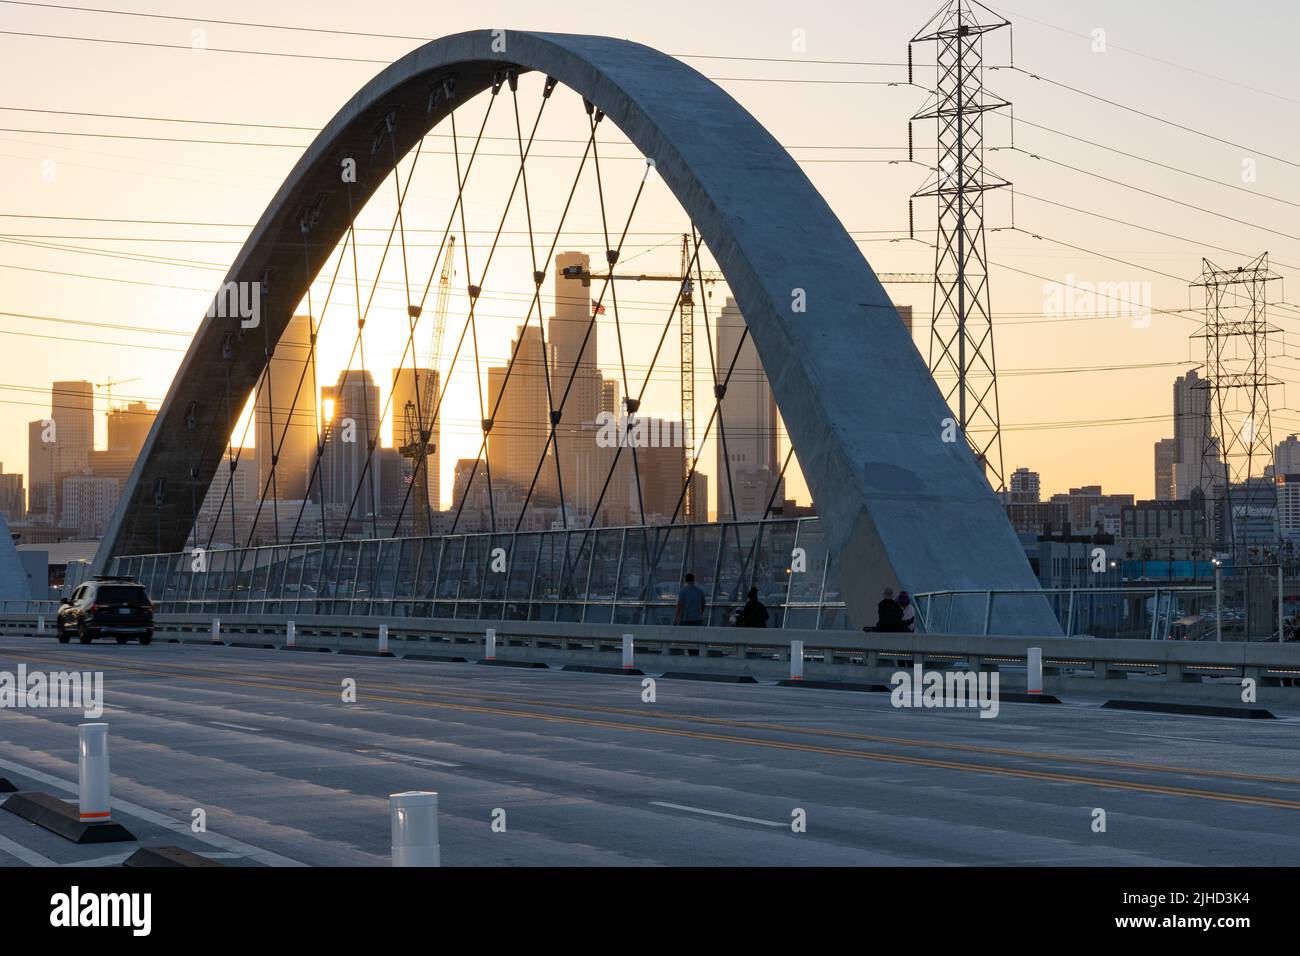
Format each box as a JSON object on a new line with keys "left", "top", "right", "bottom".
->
{"left": 0, "top": 632, "right": 1298, "bottom": 866}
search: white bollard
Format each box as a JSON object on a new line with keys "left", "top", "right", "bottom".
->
{"left": 36, "top": 615, "right": 45, "bottom": 635}
{"left": 78, "top": 723, "right": 111, "bottom": 823}
{"left": 622, "top": 633, "right": 634, "bottom": 670}
{"left": 286, "top": 620, "right": 295, "bottom": 647}
{"left": 484, "top": 627, "right": 496, "bottom": 661}
{"left": 790, "top": 640, "right": 804, "bottom": 681}
{"left": 390, "top": 791, "right": 440, "bottom": 867}
{"left": 378, "top": 624, "right": 389, "bottom": 655}
{"left": 1027, "top": 646, "right": 1043, "bottom": 695}
{"left": 211, "top": 618, "right": 221, "bottom": 643}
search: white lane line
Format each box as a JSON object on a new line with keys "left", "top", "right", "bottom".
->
{"left": 0, "top": 830, "right": 58, "bottom": 866}
{"left": 360, "top": 749, "right": 460, "bottom": 768}
{"left": 209, "top": 721, "right": 262, "bottom": 732}
{"left": 63, "top": 850, "right": 135, "bottom": 867}
{"left": 0, "top": 755, "right": 305, "bottom": 867}
{"left": 1104, "top": 730, "right": 1223, "bottom": 744}
{"left": 648, "top": 801, "right": 786, "bottom": 828}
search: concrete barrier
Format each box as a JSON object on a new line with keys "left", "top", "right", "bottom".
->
{"left": 6, "top": 610, "right": 1300, "bottom": 703}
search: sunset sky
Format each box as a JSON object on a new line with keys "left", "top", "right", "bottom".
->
{"left": 3, "top": 0, "right": 1300, "bottom": 513}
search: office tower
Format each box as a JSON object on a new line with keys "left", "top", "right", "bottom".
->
{"left": 1275, "top": 435, "right": 1300, "bottom": 476}
{"left": 1008, "top": 467, "right": 1041, "bottom": 504}
{"left": 321, "top": 370, "right": 382, "bottom": 530}
{"left": 549, "top": 252, "right": 602, "bottom": 426}
{"left": 51, "top": 381, "right": 94, "bottom": 472}
{"left": 37, "top": 381, "right": 95, "bottom": 519}
{"left": 1154, "top": 437, "right": 1178, "bottom": 500}
{"left": 88, "top": 401, "right": 158, "bottom": 509}
{"left": 601, "top": 378, "right": 619, "bottom": 417}
{"left": 714, "top": 297, "right": 782, "bottom": 520}
{"left": 27, "top": 419, "right": 54, "bottom": 518}
{"left": 376, "top": 446, "right": 406, "bottom": 524}
{"left": 546, "top": 252, "right": 628, "bottom": 522}
{"left": 107, "top": 400, "right": 155, "bottom": 455}
{"left": 197, "top": 455, "right": 259, "bottom": 545}
{"left": 1048, "top": 485, "right": 1135, "bottom": 531}
{"left": 255, "top": 314, "right": 317, "bottom": 501}
{"left": 0, "top": 466, "right": 24, "bottom": 522}
{"left": 1173, "top": 370, "right": 1217, "bottom": 499}
{"left": 392, "top": 366, "right": 441, "bottom": 521}
{"left": 487, "top": 324, "right": 552, "bottom": 496}
{"left": 60, "top": 474, "right": 119, "bottom": 538}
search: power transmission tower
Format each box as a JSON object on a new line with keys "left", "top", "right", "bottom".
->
{"left": 1193, "top": 253, "right": 1282, "bottom": 563}
{"left": 909, "top": 0, "right": 1011, "bottom": 491}
{"left": 679, "top": 232, "right": 697, "bottom": 521}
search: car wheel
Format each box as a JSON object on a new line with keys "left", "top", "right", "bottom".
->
{"left": 139, "top": 634, "right": 152, "bottom": 646}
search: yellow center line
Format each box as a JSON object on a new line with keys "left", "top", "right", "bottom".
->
{"left": 12, "top": 649, "right": 1300, "bottom": 811}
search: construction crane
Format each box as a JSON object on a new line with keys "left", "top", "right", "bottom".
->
{"left": 399, "top": 234, "right": 457, "bottom": 527}
{"left": 562, "top": 233, "right": 721, "bottom": 521}
{"left": 564, "top": 246, "right": 940, "bottom": 523}
{"left": 94, "top": 376, "right": 141, "bottom": 412}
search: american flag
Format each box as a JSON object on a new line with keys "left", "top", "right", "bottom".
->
{"left": 591, "top": 298, "right": 606, "bottom": 315}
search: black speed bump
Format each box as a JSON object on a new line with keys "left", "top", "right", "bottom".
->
{"left": 660, "top": 671, "right": 758, "bottom": 684}
{"left": 562, "top": 664, "right": 646, "bottom": 676}
{"left": 2, "top": 791, "right": 136, "bottom": 844}
{"left": 1102, "top": 699, "right": 1275, "bottom": 719}
{"left": 124, "top": 846, "right": 224, "bottom": 867}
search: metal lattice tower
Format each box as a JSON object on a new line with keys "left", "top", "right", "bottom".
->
{"left": 909, "top": 0, "right": 1011, "bottom": 491}
{"left": 1193, "top": 253, "right": 1282, "bottom": 561}
{"left": 679, "top": 232, "right": 697, "bottom": 521}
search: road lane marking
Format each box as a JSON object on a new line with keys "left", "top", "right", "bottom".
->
{"left": 0, "top": 831, "right": 58, "bottom": 866}
{"left": 0, "top": 754, "right": 305, "bottom": 866}
{"left": 649, "top": 801, "right": 785, "bottom": 827}
{"left": 358, "top": 749, "right": 460, "bottom": 768}
{"left": 210, "top": 721, "right": 262, "bottom": 732}
{"left": 37, "top": 651, "right": 1300, "bottom": 789}
{"left": 63, "top": 851, "right": 135, "bottom": 867}
{"left": 14, "top": 652, "right": 1300, "bottom": 811}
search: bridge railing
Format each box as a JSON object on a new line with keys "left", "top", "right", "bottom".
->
{"left": 915, "top": 586, "right": 1224, "bottom": 640}
{"left": 2, "top": 610, "right": 1293, "bottom": 685}
{"left": 103, "top": 517, "right": 853, "bottom": 630}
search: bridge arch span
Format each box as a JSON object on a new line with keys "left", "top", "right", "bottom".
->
{"left": 95, "top": 29, "right": 1056, "bottom": 634}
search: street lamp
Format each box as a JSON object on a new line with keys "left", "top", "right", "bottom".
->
{"left": 1212, "top": 558, "right": 1223, "bottom": 643}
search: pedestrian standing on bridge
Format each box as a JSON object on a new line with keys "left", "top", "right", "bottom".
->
{"left": 674, "top": 573, "right": 706, "bottom": 626}
{"left": 864, "top": 587, "right": 904, "bottom": 633}
{"left": 736, "top": 587, "right": 769, "bottom": 628}
{"left": 898, "top": 591, "right": 916, "bottom": 633}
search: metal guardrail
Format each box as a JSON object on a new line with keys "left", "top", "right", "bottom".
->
{"left": 3, "top": 611, "right": 1298, "bottom": 683}
{"left": 914, "top": 586, "right": 1227, "bottom": 640}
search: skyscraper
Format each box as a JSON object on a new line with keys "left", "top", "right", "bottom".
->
{"left": 487, "top": 324, "right": 553, "bottom": 497}
{"left": 715, "top": 297, "right": 782, "bottom": 521}
{"left": 1275, "top": 434, "right": 1300, "bottom": 476}
{"left": 51, "top": 381, "right": 94, "bottom": 473}
{"left": 547, "top": 252, "right": 629, "bottom": 523}
{"left": 1154, "top": 437, "right": 1178, "bottom": 500}
{"left": 26, "top": 382, "right": 94, "bottom": 521}
{"left": 1008, "top": 466, "right": 1041, "bottom": 503}
{"left": 1173, "top": 370, "right": 1216, "bottom": 499}
{"left": 321, "top": 369, "right": 382, "bottom": 532}
{"left": 255, "top": 314, "right": 317, "bottom": 502}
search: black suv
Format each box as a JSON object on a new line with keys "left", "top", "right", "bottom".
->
{"left": 56, "top": 576, "right": 154, "bottom": 645}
